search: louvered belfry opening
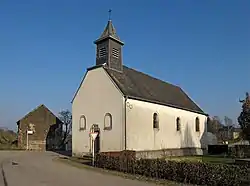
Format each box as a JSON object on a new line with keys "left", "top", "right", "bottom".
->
{"left": 94, "top": 20, "right": 124, "bottom": 72}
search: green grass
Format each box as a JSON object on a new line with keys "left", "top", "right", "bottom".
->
{"left": 165, "top": 155, "right": 234, "bottom": 164}
{"left": 55, "top": 157, "right": 189, "bottom": 186}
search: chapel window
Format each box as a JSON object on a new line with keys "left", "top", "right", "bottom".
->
{"left": 79, "top": 115, "right": 86, "bottom": 131}
{"left": 153, "top": 113, "right": 159, "bottom": 129}
{"left": 195, "top": 117, "right": 200, "bottom": 132}
{"left": 104, "top": 113, "right": 112, "bottom": 130}
{"left": 176, "top": 117, "right": 181, "bottom": 131}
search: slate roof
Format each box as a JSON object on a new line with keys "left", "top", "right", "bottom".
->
{"left": 104, "top": 66, "right": 205, "bottom": 115}
{"left": 76, "top": 65, "right": 205, "bottom": 115}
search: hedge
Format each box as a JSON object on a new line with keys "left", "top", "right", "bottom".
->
{"left": 96, "top": 153, "right": 248, "bottom": 186}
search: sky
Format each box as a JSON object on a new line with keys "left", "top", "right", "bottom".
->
{"left": 0, "top": 0, "right": 249, "bottom": 131}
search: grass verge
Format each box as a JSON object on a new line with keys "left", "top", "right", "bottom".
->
{"left": 55, "top": 156, "right": 191, "bottom": 186}
{"left": 165, "top": 155, "right": 235, "bottom": 164}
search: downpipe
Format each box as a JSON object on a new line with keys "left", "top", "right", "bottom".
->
{"left": 124, "top": 96, "right": 127, "bottom": 151}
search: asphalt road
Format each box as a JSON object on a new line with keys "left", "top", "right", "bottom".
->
{"left": 0, "top": 151, "right": 159, "bottom": 186}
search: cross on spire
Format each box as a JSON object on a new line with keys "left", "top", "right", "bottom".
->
{"left": 108, "top": 9, "right": 112, "bottom": 21}
{"left": 94, "top": 10, "right": 124, "bottom": 72}
{"left": 94, "top": 10, "right": 123, "bottom": 44}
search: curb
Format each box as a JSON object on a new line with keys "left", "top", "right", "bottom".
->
{"left": 1, "top": 162, "right": 8, "bottom": 186}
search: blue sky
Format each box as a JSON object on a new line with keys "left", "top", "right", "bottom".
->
{"left": 0, "top": 0, "right": 249, "bottom": 130}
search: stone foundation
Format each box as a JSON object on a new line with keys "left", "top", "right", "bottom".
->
{"left": 135, "top": 148, "right": 207, "bottom": 159}
{"left": 73, "top": 148, "right": 207, "bottom": 159}
{"left": 100, "top": 150, "right": 136, "bottom": 159}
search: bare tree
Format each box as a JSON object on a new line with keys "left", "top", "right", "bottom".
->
{"left": 224, "top": 116, "right": 234, "bottom": 141}
{"left": 207, "top": 116, "right": 222, "bottom": 134}
{"left": 58, "top": 110, "right": 72, "bottom": 149}
{"left": 209, "top": 116, "right": 229, "bottom": 143}
{"left": 224, "top": 116, "right": 233, "bottom": 127}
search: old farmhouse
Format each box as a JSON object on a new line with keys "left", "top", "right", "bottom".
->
{"left": 72, "top": 19, "right": 209, "bottom": 158}
{"left": 17, "top": 104, "right": 62, "bottom": 151}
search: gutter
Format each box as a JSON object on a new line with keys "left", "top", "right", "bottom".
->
{"left": 124, "top": 96, "right": 128, "bottom": 150}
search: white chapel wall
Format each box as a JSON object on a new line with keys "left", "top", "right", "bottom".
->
{"left": 72, "top": 67, "right": 124, "bottom": 156}
{"left": 126, "top": 99, "right": 207, "bottom": 151}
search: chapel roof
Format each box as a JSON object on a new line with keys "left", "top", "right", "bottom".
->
{"left": 86, "top": 65, "right": 206, "bottom": 115}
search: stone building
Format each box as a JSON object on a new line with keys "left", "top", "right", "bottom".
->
{"left": 17, "top": 104, "right": 62, "bottom": 151}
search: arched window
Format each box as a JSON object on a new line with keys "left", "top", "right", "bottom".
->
{"left": 79, "top": 115, "right": 86, "bottom": 131}
{"left": 104, "top": 113, "right": 112, "bottom": 130}
{"left": 176, "top": 117, "right": 181, "bottom": 131}
{"left": 195, "top": 117, "right": 200, "bottom": 132}
{"left": 153, "top": 113, "right": 159, "bottom": 129}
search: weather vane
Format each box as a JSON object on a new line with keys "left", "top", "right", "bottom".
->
{"left": 108, "top": 9, "right": 112, "bottom": 21}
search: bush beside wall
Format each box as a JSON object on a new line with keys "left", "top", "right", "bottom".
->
{"left": 96, "top": 152, "right": 248, "bottom": 186}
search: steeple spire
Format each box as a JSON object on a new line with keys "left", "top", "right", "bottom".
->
{"left": 98, "top": 20, "right": 121, "bottom": 42}
{"left": 94, "top": 10, "right": 124, "bottom": 45}
{"left": 94, "top": 11, "right": 124, "bottom": 72}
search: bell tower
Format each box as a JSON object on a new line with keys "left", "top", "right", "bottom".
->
{"left": 94, "top": 10, "right": 124, "bottom": 72}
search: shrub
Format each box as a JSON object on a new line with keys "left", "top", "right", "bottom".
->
{"left": 96, "top": 153, "right": 248, "bottom": 186}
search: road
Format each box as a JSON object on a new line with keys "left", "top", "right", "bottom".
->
{"left": 0, "top": 151, "right": 159, "bottom": 186}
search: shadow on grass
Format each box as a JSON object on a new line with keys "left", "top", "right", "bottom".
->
{"left": 69, "top": 156, "right": 92, "bottom": 166}
{"left": 49, "top": 150, "right": 72, "bottom": 157}
{"left": 165, "top": 155, "right": 235, "bottom": 165}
